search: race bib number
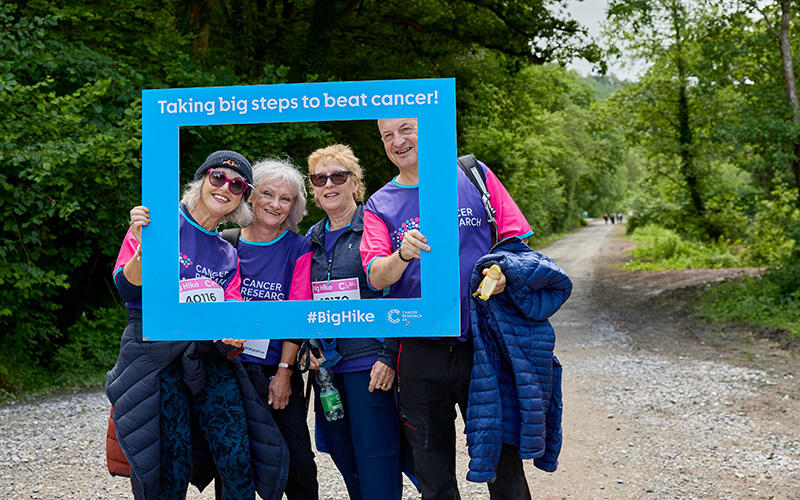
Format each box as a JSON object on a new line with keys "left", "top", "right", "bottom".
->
{"left": 179, "top": 277, "right": 224, "bottom": 303}
{"left": 243, "top": 339, "right": 270, "bottom": 359}
{"left": 312, "top": 277, "right": 361, "bottom": 301}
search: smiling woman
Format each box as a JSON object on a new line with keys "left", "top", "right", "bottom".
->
{"left": 233, "top": 157, "right": 320, "bottom": 498}
{"left": 105, "top": 150, "right": 290, "bottom": 500}
{"left": 303, "top": 143, "right": 406, "bottom": 500}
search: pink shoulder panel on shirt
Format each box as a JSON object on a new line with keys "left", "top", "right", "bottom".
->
{"left": 360, "top": 210, "right": 393, "bottom": 274}
{"left": 114, "top": 227, "right": 138, "bottom": 276}
{"left": 224, "top": 258, "right": 244, "bottom": 301}
{"left": 288, "top": 251, "right": 313, "bottom": 300}
{"left": 484, "top": 167, "right": 533, "bottom": 240}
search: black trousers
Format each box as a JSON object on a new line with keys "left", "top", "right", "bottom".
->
{"left": 397, "top": 339, "right": 531, "bottom": 500}
{"left": 247, "top": 364, "right": 319, "bottom": 500}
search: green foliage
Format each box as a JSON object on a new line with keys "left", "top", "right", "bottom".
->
{"left": 0, "top": 306, "right": 125, "bottom": 402}
{"left": 745, "top": 184, "right": 800, "bottom": 266}
{"left": 460, "top": 61, "right": 629, "bottom": 234}
{"left": 625, "top": 224, "right": 747, "bottom": 270}
{"left": 52, "top": 306, "right": 127, "bottom": 387}
{"left": 581, "top": 73, "right": 629, "bottom": 101}
{"left": 176, "top": 0, "right": 603, "bottom": 83}
{"left": 0, "top": 0, "right": 606, "bottom": 397}
{"left": 0, "top": 1, "right": 187, "bottom": 395}
{"left": 695, "top": 275, "right": 800, "bottom": 338}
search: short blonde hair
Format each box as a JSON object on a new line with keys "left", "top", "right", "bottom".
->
{"left": 307, "top": 144, "right": 365, "bottom": 203}
{"left": 249, "top": 158, "right": 307, "bottom": 233}
{"left": 180, "top": 167, "right": 254, "bottom": 228}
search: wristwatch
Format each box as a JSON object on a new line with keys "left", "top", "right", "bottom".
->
{"left": 277, "top": 362, "right": 292, "bottom": 370}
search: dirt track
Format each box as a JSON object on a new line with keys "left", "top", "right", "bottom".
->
{"left": 1, "top": 220, "right": 798, "bottom": 499}
{"left": 529, "top": 220, "right": 799, "bottom": 499}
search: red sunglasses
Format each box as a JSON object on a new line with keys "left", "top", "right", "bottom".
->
{"left": 207, "top": 170, "right": 251, "bottom": 195}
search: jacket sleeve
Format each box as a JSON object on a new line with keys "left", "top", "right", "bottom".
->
{"left": 378, "top": 338, "right": 399, "bottom": 370}
{"left": 504, "top": 252, "right": 572, "bottom": 321}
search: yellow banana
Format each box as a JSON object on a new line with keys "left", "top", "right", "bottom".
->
{"left": 472, "top": 264, "right": 503, "bottom": 301}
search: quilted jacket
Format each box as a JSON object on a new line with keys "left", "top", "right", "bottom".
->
{"left": 105, "top": 310, "right": 289, "bottom": 500}
{"left": 465, "top": 238, "right": 572, "bottom": 482}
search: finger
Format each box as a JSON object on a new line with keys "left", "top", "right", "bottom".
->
{"left": 401, "top": 240, "right": 423, "bottom": 259}
{"left": 368, "top": 376, "right": 378, "bottom": 393}
{"left": 405, "top": 236, "right": 430, "bottom": 254}
{"left": 409, "top": 231, "right": 430, "bottom": 252}
{"left": 493, "top": 274, "right": 507, "bottom": 295}
{"left": 129, "top": 212, "right": 150, "bottom": 225}
{"left": 407, "top": 230, "right": 427, "bottom": 243}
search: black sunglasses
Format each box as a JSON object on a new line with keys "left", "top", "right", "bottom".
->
{"left": 309, "top": 171, "right": 353, "bottom": 187}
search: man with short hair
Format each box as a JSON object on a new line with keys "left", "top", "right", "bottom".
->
{"left": 360, "top": 118, "right": 534, "bottom": 499}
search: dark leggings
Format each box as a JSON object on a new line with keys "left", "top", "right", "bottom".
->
{"left": 159, "top": 355, "right": 255, "bottom": 499}
{"left": 398, "top": 339, "right": 530, "bottom": 500}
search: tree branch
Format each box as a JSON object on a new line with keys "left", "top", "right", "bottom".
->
{"left": 753, "top": 3, "right": 780, "bottom": 38}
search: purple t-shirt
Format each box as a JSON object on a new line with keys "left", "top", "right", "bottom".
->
{"left": 361, "top": 163, "right": 533, "bottom": 339}
{"left": 113, "top": 203, "right": 243, "bottom": 309}
{"left": 237, "top": 230, "right": 312, "bottom": 365}
{"left": 362, "top": 179, "right": 421, "bottom": 298}
{"left": 324, "top": 221, "right": 350, "bottom": 258}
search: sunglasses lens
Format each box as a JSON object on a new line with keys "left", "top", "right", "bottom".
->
{"left": 208, "top": 171, "right": 225, "bottom": 187}
{"left": 330, "top": 172, "right": 349, "bottom": 185}
{"left": 309, "top": 174, "right": 327, "bottom": 187}
{"left": 229, "top": 180, "right": 247, "bottom": 195}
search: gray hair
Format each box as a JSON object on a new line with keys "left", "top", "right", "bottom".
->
{"left": 249, "top": 158, "right": 307, "bottom": 232}
{"left": 180, "top": 167, "right": 254, "bottom": 228}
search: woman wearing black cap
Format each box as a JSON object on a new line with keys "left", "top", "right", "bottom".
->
{"left": 105, "top": 150, "right": 288, "bottom": 500}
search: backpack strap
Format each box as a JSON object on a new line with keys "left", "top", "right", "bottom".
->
{"left": 457, "top": 154, "right": 498, "bottom": 245}
{"left": 221, "top": 228, "right": 241, "bottom": 248}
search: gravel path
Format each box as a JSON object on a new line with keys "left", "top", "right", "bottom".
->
{"left": 2, "top": 221, "right": 798, "bottom": 499}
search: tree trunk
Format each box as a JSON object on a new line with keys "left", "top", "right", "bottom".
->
{"left": 671, "top": 3, "right": 707, "bottom": 223}
{"left": 290, "top": 0, "right": 341, "bottom": 80}
{"left": 187, "top": 0, "right": 215, "bottom": 55}
{"left": 778, "top": 0, "right": 800, "bottom": 204}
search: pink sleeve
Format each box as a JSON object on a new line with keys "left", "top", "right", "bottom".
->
{"left": 113, "top": 227, "right": 139, "bottom": 277}
{"left": 484, "top": 167, "right": 534, "bottom": 240}
{"left": 288, "top": 251, "right": 313, "bottom": 300}
{"left": 224, "top": 258, "right": 244, "bottom": 301}
{"left": 360, "top": 210, "right": 393, "bottom": 288}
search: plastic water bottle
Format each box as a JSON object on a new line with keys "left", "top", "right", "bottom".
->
{"left": 317, "top": 367, "right": 344, "bottom": 421}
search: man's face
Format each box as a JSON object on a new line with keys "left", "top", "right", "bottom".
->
{"left": 378, "top": 118, "right": 418, "bottom": 170}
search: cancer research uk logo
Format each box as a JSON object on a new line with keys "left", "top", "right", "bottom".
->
{"left": 387, "top": 309, "right": 422, "bottom": 325}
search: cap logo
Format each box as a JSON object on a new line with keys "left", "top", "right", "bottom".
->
{"left": 221, "top": 159, "right": 240, "bottom": 167}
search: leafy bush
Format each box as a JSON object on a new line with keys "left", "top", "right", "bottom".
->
{"left": 52, "top": 307, "right": 127, "bottom": 387}
{"left": 625, "top": 224, "right": 748, "bottom": 270}
{"left": 0, "top": 307, "right": 126, "bottom": 401}
{"left": 745, "top": 185, "right": 800, "bottom": 267}
{"left": 696, "top": 276, "right": 800, "bottom": 338}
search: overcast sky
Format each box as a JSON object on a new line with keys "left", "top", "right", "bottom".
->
{"left": 564, "top": 0, "right": 646, "bottom": 81}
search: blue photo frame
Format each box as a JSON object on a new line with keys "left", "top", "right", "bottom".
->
{"left": 141, "top": 79, "right": 459, "bottom": 340}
